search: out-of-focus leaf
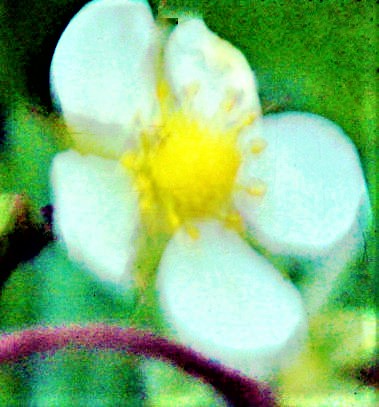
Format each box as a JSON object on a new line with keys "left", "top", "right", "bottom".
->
{"left": 277, "top": 310, "right": 377, "bottom": 406}
{"left": 0, "top": 244, "right": 144, "bottom": 404}
{"left": 2, "top": 103, "right": 68, "bottom": 216}
{"left": 0, "top": 193, "right": 15, "bottom": 236}
{"left": 144, "top": 360, "right": 225, "bottom": 407}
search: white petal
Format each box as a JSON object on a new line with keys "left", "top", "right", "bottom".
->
{"left": 157, "top": 220, "right": 307, "bottom": 379}
{"left": 51, "top": 0, "right": 158, "bottom": 158}
{"left": 236, "top": 112, "right": 370, "bottom": 256}
{"left": 235, "top": 112, "right": 371, "bottom": 312}
{"left": 164, "top": 19, "right": 261, "bottom": 128}
{"left": 51, "top": 150, "right": 140, "bottom": 286}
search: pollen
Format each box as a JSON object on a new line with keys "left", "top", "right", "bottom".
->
{"left": 250, "top": 138, "right": 267, "bottom": 154}
{"left": 247, "top": 183, "right": 267, "bottom": 197}
{"left": 121, "top": 81, "right": 263, "bottom": 236}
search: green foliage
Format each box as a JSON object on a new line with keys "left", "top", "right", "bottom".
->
{"left": 0, "top": 244, "right": 144, "bottom": 404}
{"left": 0, "top": 194, "right": 15, "bottom": 236}
{"left": 1, "top": 104, "right": 67, "bottom": 217}
{"left": 144, "top": 360, "right": 225, "bottom": 406}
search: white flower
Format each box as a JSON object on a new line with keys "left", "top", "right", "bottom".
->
{"left": 50, "top": 0, "right": 370, "bottom": 379}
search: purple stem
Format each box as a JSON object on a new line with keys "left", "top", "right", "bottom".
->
{"left": 0, "top": 324, "right": 276, "bottom": 406}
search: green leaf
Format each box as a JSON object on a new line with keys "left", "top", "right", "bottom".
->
{"left": 2, "top": 103, "right": 67, "bottom": 216}
{"left": 144, "top": 360, "right": 225, "bottom": 407}
{"left": 0, "top": 244, "right": 144, "bottom": 404}
{"left": 0, "top": 194, "right": 15, "bottom": 236}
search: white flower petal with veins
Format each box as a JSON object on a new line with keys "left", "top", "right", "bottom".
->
{"left": 50, "top": 0, "right": 158, "bottom": 158}
{"left": 157, "top": 221, "right": 307, "bottom": 379}
{"left": 51, "top": 150, "right": 140, "bottom": 286}
{"left": 165, "top": 18, "right": 262, "bottom": 130}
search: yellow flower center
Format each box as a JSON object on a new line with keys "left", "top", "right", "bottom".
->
{"left": 121, "top": 82, "right": 265, "bottom": 237}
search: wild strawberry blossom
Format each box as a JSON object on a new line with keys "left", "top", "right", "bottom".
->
{"left": 50, "top": 0, "right": 370, "bottom": 379}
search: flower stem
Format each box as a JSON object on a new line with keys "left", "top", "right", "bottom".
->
{"left": 0, "top": 324, "right": 276, "bottom": 406}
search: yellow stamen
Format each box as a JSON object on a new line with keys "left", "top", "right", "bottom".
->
{"left": 221, "top": 90, "right": 238, "bottom": 112}
{"left": 247, "top": 182, "right": 267, "bottom": 197}
{"left": 184, "top": 223, "right": 200, "bottom": 240}
{"left": 224, "top": 211, "right": 245, "bottom": 232}
{"left": 121, "top": 80, "right": 265, "bottom": 235}
{"left": 240, "top": 112, "right": 256, "bottom": 127}
{"left": 165, "top": 202, "right": 181, "bottom": 230}
{"left": 250, "top": 138, "right": 267, "bottom": 154}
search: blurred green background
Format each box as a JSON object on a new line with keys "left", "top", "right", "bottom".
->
{"left": 0, "top": 0, "right": 376, "bottom": 405}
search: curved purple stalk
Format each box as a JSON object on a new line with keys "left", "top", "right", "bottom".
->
{"left": 0, "top": 324, "right": 276, "bottom": 406}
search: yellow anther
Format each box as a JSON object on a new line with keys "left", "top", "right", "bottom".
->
{"left": 222, "top": 94, "right": 237, "bottom": 112}
{"left": 166, "top": 207, "right": 181, "bottom": 231}
{"left": 250, "top": 138, "right": 267, "bottom": 154}
{"left": 224, "top": 211, "right": 245, "bottom": 232}
{"left": 185, "top": 223, "right": 200, "bottom": 240}
{"left": 247, "top": 182, "right": 267, "bottom": 197}
{"left": 241, "top": 112, "right": 256, "bottom": 127}
{"left": 232, "top": 111, "right": 257, "bottom": 133}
